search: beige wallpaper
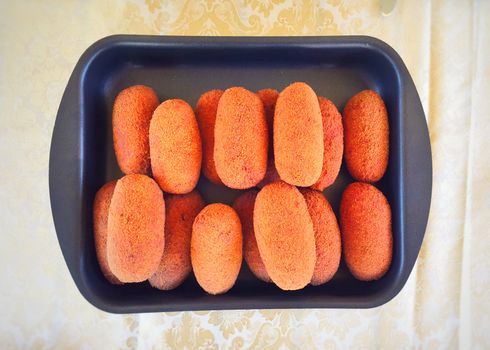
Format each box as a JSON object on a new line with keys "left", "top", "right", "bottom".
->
{"left": 1, "top": 0, "right": 489, "bottom": 348}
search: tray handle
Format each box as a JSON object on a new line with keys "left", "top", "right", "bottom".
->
{"left": 402, "top": 71, "right": 432, "bottom": 278}
{"left": 49, "top": 69, "right": 85, "bottom": 291}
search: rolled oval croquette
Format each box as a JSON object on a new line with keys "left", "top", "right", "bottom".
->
{"left": 254, "top": 181, "right": 316, "bottom": 290}
{"left": 93, "top": 180, "right": 121, "bottom": 284}
{"left": 191, "top": 203, "right": 242, "bottom": 294}
{"left": 343, "top": 90, "right": 389, "bottom": 182}
{"left": 150, "top": 99, "right": 202, "bottom": 194}
{"left": 340, "top": 182, "right": 392, "bottom": 281}
{"left": 195, "top": 90, "right": 224, "bottom": 185}
{"left": 107, "top": 174, "right": 165, "bottom": 283}
{"left": 274, "top": 82, "right": 324, "bottom": 186}
{"left": 149, "top": 190, "right": 205, "bottom": 290}
{"left": 300, "top": 189, "right": 341, "bottom": 285}
{"left": 311, "top": 97, "right": 344, "bottom": 191}
{"left": 112, "top": 85, "right": 159, "bottom": 175}
{"left": 214, "top": 87, "right": 268, "bottom": 189}
{"left": 232, "top": 190, "right": 271, "bottom": 283}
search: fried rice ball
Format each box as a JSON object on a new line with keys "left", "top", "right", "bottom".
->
{"left": 311, "top": 97, "right": 343, "bottom": 191}
{"left": 254, "top": 181, "right": 316, "bottom": 290}
{"left": 340, "top": 182, "right": 392, "bottom": 281}
{"left": 191, "top": 203, "right": 242, "bottom": 294}
{"left": 232, "top": 190, "right": 271, "bottom": 283}
{"left": 300, "top": 188, "right": 341, "bottom": 285}
{"left": 112, "top": 85, "right": 159, "bottom": 175}
{"left": 107, "top": 174, "right": 165, "bottom": 283}
{"left": 149, "top": 190, "right": 205, "bottom": 290}
{"left": 343, "top": 90, "right": 389, "bottom": 182}
{"left": 274, "top": 82, "right": 323, "bottom": 186}
{"left": 93, "top": 180, "right": 121, "bottom": 284}
{"left": 195, "top": 90, "right": 224, "bottom": 185}
{"left": 150, "top": 99, "right": 202, "bottom": 194}
{"left": 214, "top": 87, "right": 268, "bottom": 189}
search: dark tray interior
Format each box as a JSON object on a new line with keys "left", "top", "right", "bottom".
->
{"left": 49, "top": 36, "right": 432, "bottom": 313}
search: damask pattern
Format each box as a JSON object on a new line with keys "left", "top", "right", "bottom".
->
{"left": 1, "top": 0, "right": 489, "bottom": 349}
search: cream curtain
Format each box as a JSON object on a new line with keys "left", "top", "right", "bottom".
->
{"left": 0, "top": 0, "right": 489, "bottom": 348}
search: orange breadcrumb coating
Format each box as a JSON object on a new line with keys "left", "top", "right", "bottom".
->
{"left": 311, "top": 97, "right": 344, "bottom": 191}
{"left": 256, "top": 89, "right": 281, "bottom": 188}
{"left": 257, "top": 157, "right": 281, "bottom": 189}
{"left": 112, "top": 85, "right": 159, "bottom": 175}
{"left": 256, "top": 88, "right": 278, "bottom": 139}
{"left": 340, "top": 182, "right": 392, "bottom": 281}
{"left": 107, "top": 174, "right": 165, "bottom": 283}
{"left": 191, "top": 203, "right": 243, "bottom": 295}
{"left": 93, "top": 180, "right": 122, "bottom": 284}
{"left": 232, "top": 190, "right": 271, "bottom": 283}
{"left": 150, "top": 99, "right": 202, "bottom": 194}
{"left": 195, "top": 90, "right": 224, "bottom": 185}
{"left": 254, "top": 181, "right": 316, "bottom": 290}
{"left": 300, "top": 189, "right": 341, "bottom": 285}
{"left": 274, "top": 82, "right": 323, "bottom": 186}
{"left": 149, "top": 190, "right": 204, "bottom": 290}
{"left": 214, "top": 87, "right": 268, "bottom": 189}
{"left": 343, "top": 90, "right": 389, "bottom": 182}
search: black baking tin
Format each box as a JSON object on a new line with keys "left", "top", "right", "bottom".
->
{"left": 49, "top": 35, "right": 432, "bottom": 313}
